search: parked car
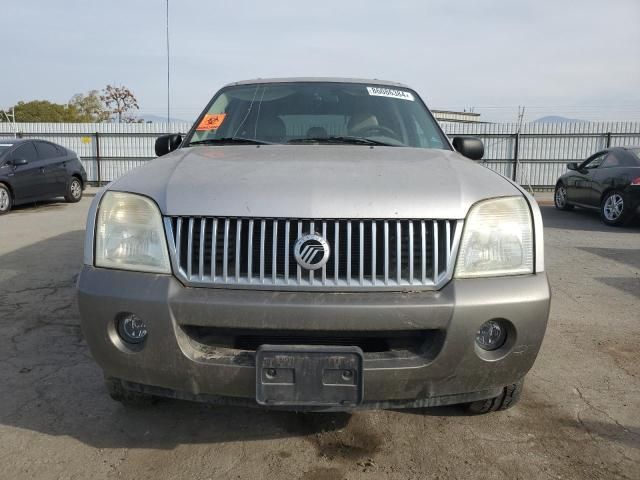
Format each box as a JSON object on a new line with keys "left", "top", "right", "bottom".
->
{"left": 554, "top": 146, "right": 640, "bottom": 225}
{"left": 0, "top": 138, "right": 87, "bottom": 214}
{"left": 78, "top": 78, "right": 550, "bottom": 414}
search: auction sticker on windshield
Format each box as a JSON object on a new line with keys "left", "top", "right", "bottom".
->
{"left": 366, "top": 86, "right": 414, "bottom": 101}
{"left": 197, "top": 113, "right": 227, "bottom": 131}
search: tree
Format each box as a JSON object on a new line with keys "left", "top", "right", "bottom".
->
{"left": 69, "top": 90, "right": 109, "bottom": 122}
{"left": 1, "top": 100, "right": 85, "bottom": 123}
{"left": 101, "top": 85, "right": 140, "bottom": 123}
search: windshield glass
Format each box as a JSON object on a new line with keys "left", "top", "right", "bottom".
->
{"left": 186, "top": 82, "right": 449, "bottom": 149}
{"left": 0, "top": 143, "right": 14, "bottom": 155}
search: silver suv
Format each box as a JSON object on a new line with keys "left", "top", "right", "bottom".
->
{"left": 78, "top": 78, "right": 550, "bottom": 413}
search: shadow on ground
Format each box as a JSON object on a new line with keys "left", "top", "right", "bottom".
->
{"left": 540, "top": 205, "right": 640, "bottom": 233}
{"left": 576, "top": 246, "right": 640, "bottom": 299}
{"left": 1, "top": 228, "right": 637, "bottom": 457}
{"left": 0, "top": 230, "right": 465, "bottom": 453}
{"left": 11, "top": 199, "right": 69, "bottom": 213}
{"left": 10, "top": 191, "right": 96, "bottom": 214}
{"left": 595, "top": 277, "right": 640, "bottom": 298}
{"left": 577, "top": 247, "right": 640, "bottom": 270}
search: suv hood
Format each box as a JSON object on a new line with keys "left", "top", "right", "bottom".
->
{"left": 110, "top": 145, "right": 521, "bottom": 219}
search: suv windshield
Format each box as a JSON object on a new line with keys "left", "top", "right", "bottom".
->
{"left": 185, "top": 82, "right": 450, "bottom": 150}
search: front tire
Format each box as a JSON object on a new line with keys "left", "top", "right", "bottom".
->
{"left": 554, "top": 183, "right": 573, "bottom": 210}
{"left": 466, "top": 380, "right": 524, "bottom": 414}
{"left": 0, "top": 184, "right": 12, "bottom": 215}
{"left": 65, "top": 177, "right": 83, "bottom": 203}
{"left": 600, "top": 190, "right": 629, "bottom": 226}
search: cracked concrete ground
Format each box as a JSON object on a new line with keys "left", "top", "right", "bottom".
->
{"left": 0, "top": 189, "right": 638, "bottom": 480}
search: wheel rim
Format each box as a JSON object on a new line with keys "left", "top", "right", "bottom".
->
{"left": 603, "top": 193, "right": 624, "bottom": 221}
{"left": 0, "top": 189, "right": 9, "bottom": 211}
{"left": 71, "top": 180, "right": 81, "bottom": 199}
{"left": 555, "top": 185, "right": 567, "bottom": 208}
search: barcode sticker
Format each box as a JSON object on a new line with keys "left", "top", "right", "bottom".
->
{"left": 366, "top": 87, "right": 414, "bottom": 101}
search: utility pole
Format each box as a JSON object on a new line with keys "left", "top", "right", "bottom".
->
{"left": 514, "top": 106, "right": 532, "bottom": 192}
{"left": 516, "top": 105, "right": 526, "bottom": 131}
{"left": 166, "top": 0, "right": 171, "bottom": 130}
{"left": 2, "top": 107, "right": 17, "bottom": 138}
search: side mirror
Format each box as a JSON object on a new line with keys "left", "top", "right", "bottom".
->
{"left": 452, "top": 136, "right": 484, "bottom": 160}
{"left": 155, "top": 134, "right": 182, "bottom": 157}
{"left": 567, "top": 162, "right": 578, "bottom": 171}
{"left": 11, "top": 158, "right": 29, "bottom": 167}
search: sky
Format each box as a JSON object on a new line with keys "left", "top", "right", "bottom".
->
{"left": 2, "top": 0, "right": 639, "bottom": 123}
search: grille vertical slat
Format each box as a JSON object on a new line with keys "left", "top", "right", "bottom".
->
{"left": 322, "top": 222, "right": 327, "bottom": 285}
{"left": 396, "top": 221, "right": 401, "bottom": 283}
{"left": 199, "top": 218, "right": 206, "bottom": 280}
{"left": 433, "top": 220, "right": 439, "bottom": 283}
{"left": 223, "top": 219, "right": 230, "bottom": 282}
{"left": 176, "top": 217, "right": 183, "bottom": 273}
{"left": 371, "top": 221, "right": 377, "bottom": 285}
{"left": 247, "top": 220, "right": 254, "bottom": 282}
{"left": 235, "top": 220, "right": 242, "bottom": 282}
{"left": 187, "top": 218, "right": 194, "bottom": 279}
{"left": 408, "top": 221, "right": 414, "bottom": 284}
{"left": 309, "top": 221, "right": 315, "bottom": 284}
{"left": 384, "top": 221, "right": 389, "bottom": 285}
{"left": 346, "top": 221, "right": 352, "bottom": 285}
{"left": 359, "top": 221, "right": 364, "bottom": 285}
{"left": 211, "top": 219, "right": 218, "bottom": 279}
{"left": 334, "top": 221, "right": 339, "bottom": 283}
{"left": 168, "top": 216, "right": 459, "bottom": 290}
{"left": 284, "top": 220, "right": 290, "bottom": 284}
{"left": 297, "top": 221, "right": 302, "bottom": 283}
{"left": 421, "top": 220, "right": 426, "bottom": 283}
{"left": 446, "top": 220, "right": 451, "bottom": 262}
{"left": 272, "top": 220, "right": 278, "bottom": 282}
{"left": 259, "top": 220, "right": 266, "bottom": 283}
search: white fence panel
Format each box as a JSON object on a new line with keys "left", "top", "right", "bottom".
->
{"left": 2, "top": 121, "right": 639, "bottom": 187}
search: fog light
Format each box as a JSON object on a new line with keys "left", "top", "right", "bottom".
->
{"left": 117, "top": 313, "right": 147, "bottom": 344}
{"left": 476, "top": 320, "right": 506, "bottom": 351}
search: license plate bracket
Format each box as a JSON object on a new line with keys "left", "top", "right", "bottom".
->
{"left": 256, "top": 345, "right": 364, "bottom": 407}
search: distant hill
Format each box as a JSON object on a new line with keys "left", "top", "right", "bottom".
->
{"left": 139, "top": 114, "right": 190, "bottom": 124}
{"left": 533, "top": 115, "right": 586, "bottom": 124}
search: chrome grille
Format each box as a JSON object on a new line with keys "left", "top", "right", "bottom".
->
{"left": 165, "top": 217, "right": 462, "bottom": 290}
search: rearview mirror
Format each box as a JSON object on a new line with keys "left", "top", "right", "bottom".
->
{"left": 155, "top": 134, "right": 182, "bottom": 157}
{"left": 452, "top": 136, "right": 484, "bottom": 160}
{"left": 567, "top": 162, "right": 578, "bottom": 171}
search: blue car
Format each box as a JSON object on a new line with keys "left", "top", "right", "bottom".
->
{"left": 0, "top": 138, "right": 87, "bottom": 214}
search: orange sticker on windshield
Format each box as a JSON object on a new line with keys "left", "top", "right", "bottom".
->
{"left": 197, "top": 113, "right": 226, "bottom": 131}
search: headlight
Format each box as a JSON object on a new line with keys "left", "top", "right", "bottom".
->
{"left": 455, "top": 196, "right": 533, "bottom": 278}
{"left": 95, "top": 191, "right": 171, "bottom": 274}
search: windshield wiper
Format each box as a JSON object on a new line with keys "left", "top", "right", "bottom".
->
{"left": 188, "top": 137, "right": 272, "bottom": 146}
{"left": 287, "top": 136, "right": 397, "bottom": 147}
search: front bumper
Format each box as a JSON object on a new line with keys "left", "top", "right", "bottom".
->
{"left": 78, "top": 266, "right": 550, "bottom": 410}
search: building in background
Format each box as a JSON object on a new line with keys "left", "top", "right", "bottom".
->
{"left": 432, "top": 110, "right": 482, "bottom": 123}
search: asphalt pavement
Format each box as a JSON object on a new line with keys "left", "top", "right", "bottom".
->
{"left": 0, "top": 190, "right": 638, "bottom": 480}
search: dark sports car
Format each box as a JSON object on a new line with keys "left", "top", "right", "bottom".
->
{"left": 0, "top": 138, "right": 87, "bottom": 214}
{"left": 554, "top": 146, "right": 640, "bottom": 225}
